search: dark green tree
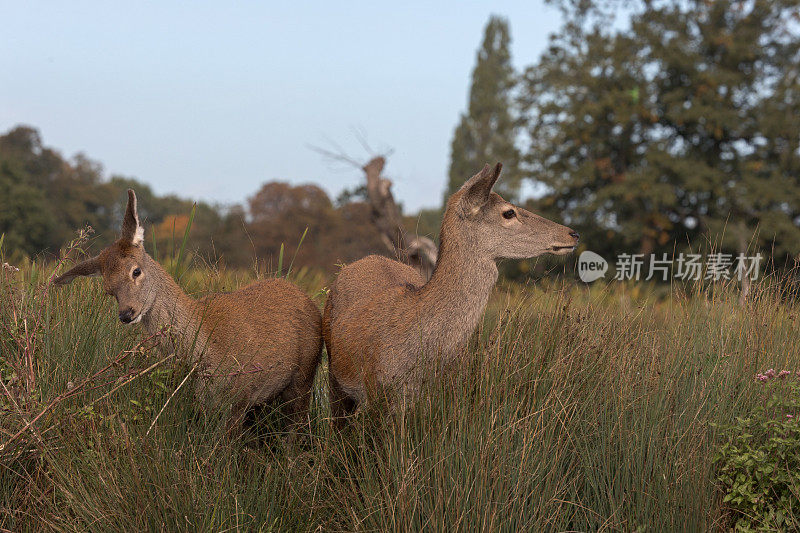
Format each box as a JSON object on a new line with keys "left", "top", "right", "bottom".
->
{"left": 0, "top": 126, "right": 253, "bottom": 265}
{"left": 446, "top": 15, "right": 522, "bottom": 202}
{"left": 0, "top": 126, "right": 119, "bottom": 252}
{"left": 0, "top": 158, "right": 55, "bottom": 258}
{"left": 522, "top": 21, "right": 657, "bottom": 256}
{"left": 523, "top": 0, "right": 800, "bottom": 262}
{"left": 638, "top": 0, "right": 800, "bottom": 261}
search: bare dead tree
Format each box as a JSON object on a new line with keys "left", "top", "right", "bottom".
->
{"left": 310, "top": 144, "right": 438, "bottom": 279}
{"left": 361, "top": 156, "right": 437, "bottom": 278}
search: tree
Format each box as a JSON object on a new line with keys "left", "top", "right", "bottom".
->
{"left": 638, "top": 0, "right": 800, "bottom": 261}
{"left": 0, "top": 159, "right": 55, "bottom": 258}
{"left": 521, "top": 18, "right": 660, "bottom": 256}
{"left": 522, "top": 0, "right": 800, "bottom": 263}
{"left": 361, "top": 157, "right": 438, "bottom": 277}
{"left": 311, "top": 140, "right": 439, "bottom": 277}
{"left": 247, "top": 181, "right": 387, "bottom": 273}
{"left": 0, "top": 126, "right": 121, "bottom": 253}
{"left": 446, "top": 15, "right": 522, "bottom": 202}
{"left": 0, "top": 126, "right": 255, "bottom": 266}
{"left": 248, "top": 182, "right": 332, "bottom": 270}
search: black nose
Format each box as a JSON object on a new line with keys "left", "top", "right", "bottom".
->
{"left": 570, "top": 231, "right": 580, "bottom": 241}
{"left": 119, "top": 309, "right": 134, "bottom": 323}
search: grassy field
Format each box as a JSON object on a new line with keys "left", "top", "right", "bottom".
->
{"left": 2, "top": 255, "right": 800, "bottom": 531}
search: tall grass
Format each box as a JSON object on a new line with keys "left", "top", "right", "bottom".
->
{"left": 1, "top": 256, "right": 799, "bottom": 531}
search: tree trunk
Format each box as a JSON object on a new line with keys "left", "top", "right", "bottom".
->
{"left": 362, "top": 157, "right": 438, "bottom": 279}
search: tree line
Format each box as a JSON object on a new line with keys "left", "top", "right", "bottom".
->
{"left": 0, "top": 126, "right": 390, "bottom": 272}
{"left": 3, "top": 0, "right": 799, "bottom": 275}
{"left": 448, "top": 0, "right": 800, "bottom": 268}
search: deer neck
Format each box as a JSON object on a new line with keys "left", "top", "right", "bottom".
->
{"left": 417, "top": 228, "right": 498, "bottom": 355}
{"left": 140, "top": 255, "right": 202, "bottom": 342}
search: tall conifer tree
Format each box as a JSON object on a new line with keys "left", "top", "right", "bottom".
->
{"left": 446, "top": 16, "right": 521, "bottom": 202}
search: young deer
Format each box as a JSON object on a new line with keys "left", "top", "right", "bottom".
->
{"left": 322, "top": 163, "right": 579, "bottom": 418}
{"left": 54, "top": 190, "right": 323, "bottom": 431}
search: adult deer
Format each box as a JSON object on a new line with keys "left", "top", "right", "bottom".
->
{"left": 322, "top": 163, "right": 579, "bottom": 419}
{"left": 54, "top": 190, "right": 323, "bottom": 432}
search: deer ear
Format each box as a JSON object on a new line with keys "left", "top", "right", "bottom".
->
{"left": 120, "top": 189, "right": 144, "bottom": 247}
{"left": 460, "top": 162, "right": 503, "bottom": 214}
{"left": 53, "top": 255, "right": 101, "bottom": 286}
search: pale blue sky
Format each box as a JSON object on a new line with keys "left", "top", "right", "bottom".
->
{"left": 1, "top": 1, "right": 563, "bottom": 211}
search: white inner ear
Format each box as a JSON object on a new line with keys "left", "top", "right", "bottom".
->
{"left": 132, "top": 225, "right": 144, "bottom": 246}
{"left": 130, "top": 192, "right": 144, "bottom": 246}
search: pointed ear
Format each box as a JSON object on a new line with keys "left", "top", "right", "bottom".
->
{"left": 459, "top": 162, "right": 503, "bottom": 214}
{"left": 120, "top": 189, "right": 144, "bottom": 246}
{"left": 53, "top": 256, "right": 101, "bottom": 286}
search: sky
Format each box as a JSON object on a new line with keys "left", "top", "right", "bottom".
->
{"left": 1, "top": 1, "right": 564, "bottom": 212}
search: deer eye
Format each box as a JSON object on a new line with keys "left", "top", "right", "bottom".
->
{"left": 132, "top": 267, "right": 142, "bottom": 278}
{"left": 502, "top": 209, "right": 516, "bottom": 220}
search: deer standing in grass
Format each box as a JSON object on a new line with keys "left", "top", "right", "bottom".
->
{"left": 54, "top": 190, "right": 323, "bottom": 432}
{"left": 323, "top": 163, "right": 579, "bottom": 419}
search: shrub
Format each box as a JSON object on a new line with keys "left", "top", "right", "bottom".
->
{"left": 714, "top": 370, "right": 800, "bottom": 531}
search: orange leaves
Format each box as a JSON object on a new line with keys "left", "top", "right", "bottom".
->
{"left": 153, "top": 214, "right": 192, "bottom": 243}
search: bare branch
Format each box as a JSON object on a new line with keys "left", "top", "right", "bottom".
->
{"left": 310, "top": 134, "right": 438, "bottom": 278}
{"left": 306, "top": 143, "right": 363, "bottom": 169}
{"left": 350, "top": 124, "right": 375, "bottom": 155}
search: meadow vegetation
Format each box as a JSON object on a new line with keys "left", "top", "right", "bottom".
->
{"left": 2, "top": 0, "right": 798, "bottom": 529}
{"left": 2, "top": 244, "right": 800, "bottom": 531}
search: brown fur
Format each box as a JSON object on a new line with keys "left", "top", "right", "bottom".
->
{"left": 323, "top": 163, "right": 578, "bottom": 419}
{"left": 54, "top": 190, "right": 323, "bottom": 430}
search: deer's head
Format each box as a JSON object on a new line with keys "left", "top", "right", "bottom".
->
{"left": 54, "top": 190, "right": 157, "bottom": 324}
{"left": 445, "top": 163, "right": 579, "bottom": 259}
